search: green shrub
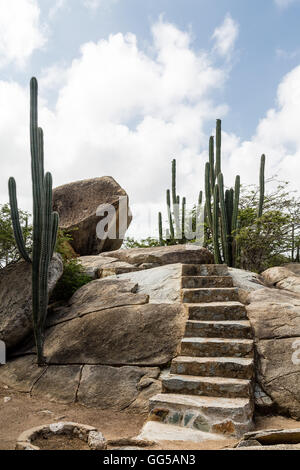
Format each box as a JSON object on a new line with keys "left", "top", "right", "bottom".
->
{"left": 50, "top": 258, "right": 91, "bottom": 302}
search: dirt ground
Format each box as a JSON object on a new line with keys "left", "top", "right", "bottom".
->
{"left": 1, "top": 384, "right": 300, "bottom": 451}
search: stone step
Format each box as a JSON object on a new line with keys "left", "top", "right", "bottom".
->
{"left": 182, "top": 288, "right": 239, "bottom": 303}
{"left": 138, "top": 421, "right": 228, "bottom": 443}
{"left": 185, "top": 320, "right": 252, "bottom": 339}
{"left": 171, "top": 356, "right": 254, "bottom": 380}
{"left": 186, "top": 302, "right": 247, "bottom": 321}
{"left": 149, "top": 393, "right": 254, "bottom": 437}
{"left": 181, "top": 337, "right": 254, "bottom": 358}
{"left": 181, "top": 276, "right": 233, "bottom": 289}
{"left": 162, "top": 374, "right": 252, "bottom": 398}
{"left": 182, "top": 264, "right": 229, "bottom": 277}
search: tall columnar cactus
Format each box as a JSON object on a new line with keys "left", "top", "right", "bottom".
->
{"left": 205, "top": 120, "right": 241, "bottom": 266}
{"left": 8, "top": 77, "right": 59, "bottom": 366}
{"left": 172, "top": 159, "right": 180, "bottom": 237}
{"left": 213, "top": 183, "right": 222, "bottom": 264}
{"left": 258, "top": 154, "right": 265, "bottom": 218}
{"left": 166, "top": 189, "right": 175, "bottom": 241}
{"left": 159, "top": 159, "right": 202, "bottom": 244}
{"left": 181, "top": 196, "right": 186, "bottom": 243}
{"left": 158, "top": 212, "right": 163, "bottom": 246}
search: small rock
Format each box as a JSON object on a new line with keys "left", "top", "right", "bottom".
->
{"left": 88, "top": 431, "right": 107, "bottom": 450}
{"left": 237, "top": 439, "right": 262, "bottom": 448}
{"left": 37, "top": 410, "right": 54, "bottom": 415}
{"left": 49, "top": 422, "right": 65, "bottom": 433}
{"left": 4, "top": 396, "right": 11, "bottom": 403}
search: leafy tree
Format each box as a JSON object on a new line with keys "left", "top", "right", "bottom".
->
{"left": 0, "top": 203, "right": 32, "bottom": 268}
{"left": 236, "top": 178, "right": 300, "bottom": 272}
{"left": 123, "top": 237, "right": 162, "bottom": 248}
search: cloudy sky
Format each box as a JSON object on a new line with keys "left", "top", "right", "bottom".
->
{"left": 1, "top": 0, "right": 300, "bottom": 239}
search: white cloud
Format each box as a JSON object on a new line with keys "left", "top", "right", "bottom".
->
{"left": 212, "top": 14, "right": 239, "bottom": 59}
{"left": 0, "top": 0, "right": 46, "bottom": 68}
{"left": 0, "top": 18, "right": 229, "bottom": 238}
{"left": 4, "top": 15, "right": 300, "bottom": 241}
{"left": 274, "top": 0, "right": 299, "bottom": 8}
{"left": 219, "top": 65, "right": 300, "bottom": 196}
{"left": 49, "top": 0, "right": 67, "bottom": 20}
{"left": 83, "top": 0, "right": 118, "bottom": 10}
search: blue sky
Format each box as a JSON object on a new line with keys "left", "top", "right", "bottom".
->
{"left": 1, "top": 0, "right": 300, "bottom": 238}
{"left": 25, "top": 0, "right": 300, "bottom": 139}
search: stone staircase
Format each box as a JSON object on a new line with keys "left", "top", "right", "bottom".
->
{"left": 147, "top": 264, "right": 254, "bottom": 439}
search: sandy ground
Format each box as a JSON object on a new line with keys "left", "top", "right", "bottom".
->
{"left": 1, "top": 384, "right": 300, "bottom": 451}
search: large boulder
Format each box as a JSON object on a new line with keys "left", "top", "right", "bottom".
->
{"left": 101, "top": 244, "right": 214, "bottom": 266}
{"left": 53, "top": 177, "right": 132, "bottom": 256}
{"left": 262, "top": 264, "right": 300, "bottom": 295}
{"left": 0, "top": 265, "right": 186, "bottom": 411}
{"left": 229, "top": 267, "right": 265, "bottom": 304}
{"left": 0, "top": 254, "right": 63, "bottom": 350}
{"left": 44, "top": 302, "right": 185, "bottom": 365}
{"left": 78, "top": 255, "right": 140, "bottom": 279}
{"left": 0, "top": 356, "right": 161, "bottom": 410}
{"left": 247, "top": 287, "right": 300, "bottom": 418}
{"left": 112, "top": 264, "right": 182, "bottom": 303}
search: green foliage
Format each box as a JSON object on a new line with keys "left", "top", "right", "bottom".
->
{"left": 8, "top": 78, "right": 59, "bottom": 366}
{"left": 50, "top": 258, "right": 91, "bottom": 302}
{"left": 236, "top": 210, "right": 290, "bottom": 273}
{"left": 0, "top": 203, "right": 32, "bottom": 268}
{"left": 237, "top": 178, "right": 300, "bottom": 271}
{"left": 55, "top": 228, "right": 77, "bottom": 262}
{"left": 123, "top": 237, "right": 162, "bottom": 248}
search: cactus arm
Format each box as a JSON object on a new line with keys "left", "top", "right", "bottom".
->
{"left": 258, "top": 154, "right": 265, "bottom": 218}
{"left": 182, "top": 197, "right": 186, "bottom": 242}
{"left": 8, "top": 177, "right": 31, "bottom": 263}
{"left": 50, "top": 211, "right": 59, "bottom": 258}
{"left": 213, "top": 184, "right": 222, "bottom": 264}
{"left": 158, "top": 212, "right": 163, "bottom": 246}
{"left": 39, "top": 172, "right": 54, "bottom": 329}
{"left": 218, "top": 173, "right": 230, "bottom": 265}
{"left": 38, "top": 127, "right": 44, "bottom": 186}
{"left": 172, "top": 159, "right": 177, "bottom": 204}
{"left": 166, "top": 189, "right": 175, "bottom": 240}
{"left": 198, "top": 191, "right": 203, "bottom": 206}
{"left": 209, "top": 136, "right": 215, "bottom": 190}
{"left": 172, "top": 159, "right": 180, "bottom": 238}
{"left": 205, "top": 162, "right": 213, "bottom": 230}
{"left": 232, "top": 175, "right": 240, "bottom": 233}
{"left": 215, "top": 119, "right": 221, "bottom": 177}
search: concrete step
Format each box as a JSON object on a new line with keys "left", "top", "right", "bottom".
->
{"left": 186, "top": 302, "right": 248, "bottom": 321}
{"left": 149, "top": 393, "right": 254, "bottom": 437}
{"left": 171, "top": 356, "right": 254, "bottom": 380}
{"left": 182, "top": 264, "right": 229, "bottom": 277}
{"left": 162, "top": 374, "right": 252, "bottom": 398}
{"left": 181, "top": 337, "right": 254, "bottom": 358}
{"left": 182, "top": 288, "right": 239, "bottom": 303}
{"left": 185, "top": 320, "right": 252, "bottom": 339}
{"left": 182, "top": 276, "right": 233, "bottom": 289}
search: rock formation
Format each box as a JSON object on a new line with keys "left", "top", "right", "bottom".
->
{"left": 53, "top": 177, "right": 132, "bottom": 256}
{"left": 0, "top": 254, "right": 63, "bottom": 350}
